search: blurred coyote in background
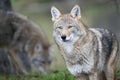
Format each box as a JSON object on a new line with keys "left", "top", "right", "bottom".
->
{"left": 0, "top": 12, "right": 53, "bottom": 74}
{"left": 51, "top": 5, "right": 119, "bottom": 80}
{"left": 0, "top": 0, "right": 53, "bottom": 74}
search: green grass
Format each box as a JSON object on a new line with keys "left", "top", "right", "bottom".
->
{"left": 0, "top": 70, "right": 75, "bottom": 80}
{"left": 116, "top": 67, "right": 120, "bottom": 77}
{"left": 0, "top": 68, "right": 119, "bottom": 80}
{"left": 0, "top": 68, "right": 120, "bottom": 80}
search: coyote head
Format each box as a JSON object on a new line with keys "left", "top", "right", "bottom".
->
{"left": 51, "top": 5, "right": 87, "bottom": 44}
{"left": 25, "top": 37, "right": 53, "bottom": 74}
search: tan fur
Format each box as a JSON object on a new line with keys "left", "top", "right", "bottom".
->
{"left": 51, "top": 5, "right": 119, "bottom": 80}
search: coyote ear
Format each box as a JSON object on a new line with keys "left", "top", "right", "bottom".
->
{"left": 70, "top": 5, "right": 81, "bottom": 19}
{"left": 51, "top": 6, "right": 61, "bottom": 21}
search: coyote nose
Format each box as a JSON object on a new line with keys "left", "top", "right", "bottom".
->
{"left": 61, "top": 35, "right": 66, "bottom": 41}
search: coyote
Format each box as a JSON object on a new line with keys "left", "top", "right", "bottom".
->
{"left": 51, "top": 5, "right": 119, "bottom": 80}
{"left": 0, "top": 12, "right": 53, "bottom": 74}
{"left": 0, "top": 0, "right": 53, "bottom": 74}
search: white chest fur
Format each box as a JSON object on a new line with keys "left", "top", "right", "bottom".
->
{"left": 67, "top": 60, "right": 94, "bottom": 76}
{"left": 60, "top": 42, "right": 95, "bottom": 76}
{"left": 62, "top": 43, "right": 73, "bottom": 53}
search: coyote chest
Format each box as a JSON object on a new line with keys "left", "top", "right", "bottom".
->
{"left": 60, "top": 42, "right": 94, "bottom": 76}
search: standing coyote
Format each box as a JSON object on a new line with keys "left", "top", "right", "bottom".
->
{"left": 51, "top": 5, "right": 119, "bottom": 80}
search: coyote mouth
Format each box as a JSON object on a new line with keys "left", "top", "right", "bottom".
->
{"left": 62, "top": 39, "right": 71, "bottom": 42}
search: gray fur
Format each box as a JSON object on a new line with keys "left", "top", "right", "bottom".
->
{"left": 51, "top": 5, "right": 119, "bottom": 80}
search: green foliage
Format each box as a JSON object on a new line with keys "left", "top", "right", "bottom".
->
{"left": 0, "top": 70, "right": 75, "bottom": 80}
{"left": 38, "top": 70, "right": 75, "bottom": 80}
{"left": 116, "top": 67, "right": 120, "bottom": 77}
{"left": 0, "top": 68, "right": 119, "bottom": 80}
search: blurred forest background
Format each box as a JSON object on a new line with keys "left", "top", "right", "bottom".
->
{"left": 11, "top": 0, "right": 120, "bottom": 71}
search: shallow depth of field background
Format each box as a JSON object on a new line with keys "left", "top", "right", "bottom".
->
{"left": 11, "top": 0, "right": 120, "bottom": 72}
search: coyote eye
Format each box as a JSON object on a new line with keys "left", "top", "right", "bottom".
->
{"left": 57, "top": 26, "right": 62, "bottom": 29}
{"left": 41, "top": 60, "right": 45, "bottom": 64}
{"left": 68, "top": 26, "right": 73, "bottom": 29}
{"left": 35, "top": 44, "right": 42, "bottom": 52}
{"left": 48, "top": 61, "right": 51, "bottom": 64}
